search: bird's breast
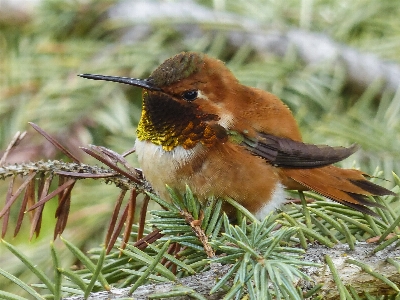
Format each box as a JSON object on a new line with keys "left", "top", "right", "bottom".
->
{"left": 135, "top": 138, "right": 207, "bottom": 195}
{"left": 135, "top": 139, "right": 288, "bottom": 220}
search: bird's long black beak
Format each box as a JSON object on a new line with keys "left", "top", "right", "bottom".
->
{"left": 78, "top": 74, "right": 161, "bottom": 91}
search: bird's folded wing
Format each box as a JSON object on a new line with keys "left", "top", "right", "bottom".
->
{"left": 241, "top": 132, "right": 358, "bottom": 168}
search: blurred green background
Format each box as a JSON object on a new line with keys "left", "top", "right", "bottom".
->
{"left": 1, "top": 0, "right": 400, "bottom": 295}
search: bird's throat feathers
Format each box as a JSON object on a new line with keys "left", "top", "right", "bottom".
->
{"left": 136, "top": 91, "right": 227, "bottom": 151}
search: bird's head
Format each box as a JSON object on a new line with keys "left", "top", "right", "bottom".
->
{"left": 80, "top": 52, "right": 239, "bottom": 150}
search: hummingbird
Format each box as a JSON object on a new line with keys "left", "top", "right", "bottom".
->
{"left": 79, "top": 52, "right": 395, "bottom": 219}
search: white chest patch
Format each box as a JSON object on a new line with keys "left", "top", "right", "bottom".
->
{"left": 254, "top": 183, "right": 286, "bottom": 221}
{"left": 135, "top": 139, "right": 205, "bottom": 170}
{"left": 134, "top": 139, "right": 207, "bottom": 197}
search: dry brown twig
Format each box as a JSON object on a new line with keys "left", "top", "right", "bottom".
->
{"left": 0, "top": 124, "right": 148, "bottom": 252}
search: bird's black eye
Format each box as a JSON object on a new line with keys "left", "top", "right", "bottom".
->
{"left": 182, "top": 90, "right": 198, "bottom": 101}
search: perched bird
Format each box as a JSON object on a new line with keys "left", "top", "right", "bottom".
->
{"left": 80, "top": 52, "right": 395, "bottom": 219}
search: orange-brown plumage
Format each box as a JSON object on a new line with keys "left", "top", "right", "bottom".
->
{"left": 80, "top": 52, "right": 395, "bottom": 218}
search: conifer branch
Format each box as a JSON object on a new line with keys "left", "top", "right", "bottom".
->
{"left": 60, "top": 243, "right": 400, "bottom": 300}
{"left": 0, "top": 161, "right": 146, "bottom": 192}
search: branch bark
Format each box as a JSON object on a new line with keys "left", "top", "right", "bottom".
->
{"left": 303, "top": 242, "right": 400, "bottom": 299}
{"left": 64, "top": 264, "right": 230, "bottom": 300}
{"left": 63, "top": 242, "right": 400, "bottom": 299}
